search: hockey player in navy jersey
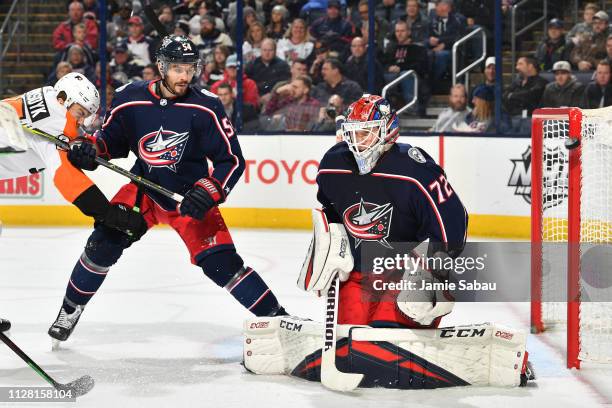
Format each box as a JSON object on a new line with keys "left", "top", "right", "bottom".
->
{"left": 243, "top": 95, "right": 534, "bottom": 388}
{"left": 300, "top": 93, "right": 469, "bottom": 329}
{"left": 48, "top": 35, "right": 287, "bottom": 342}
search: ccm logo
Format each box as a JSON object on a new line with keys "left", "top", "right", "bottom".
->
{"left": 440, "top": 328, "right": 486, "bottom": 338}
{"left": 495, "top": 330, "right": 514, "bottom": 340}
{"left": 280, "top": 320, "right": 302, "bottom": 332}
{"left": 250, "top": 322, "right": 269, "bottom": 329}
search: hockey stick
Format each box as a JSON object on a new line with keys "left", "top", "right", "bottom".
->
{"left": 0, "top": 331, "right": 94, "bottom": 397}
{"left": 321, "top": 276, "right": 363, "bottom": 392}
{"left": 22, "top": 124, "right": 184, "bottom": 204}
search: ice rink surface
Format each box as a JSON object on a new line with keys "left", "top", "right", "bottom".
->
{"left": 1, "top": 227, "right": 611, "bottom": 407}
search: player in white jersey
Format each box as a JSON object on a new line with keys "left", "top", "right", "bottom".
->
{"left": 0, "top": 73, "right": 147, "bottom": 239}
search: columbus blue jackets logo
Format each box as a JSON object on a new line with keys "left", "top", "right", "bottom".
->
{"left": 138, "top": 126, "right": 189, "bottom": 172}
{"left": 343, "top": 199, "right": 393, "bottom": 248}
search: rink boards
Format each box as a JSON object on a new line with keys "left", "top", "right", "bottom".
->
{"left": 0, "top": 134, "right": 533, "bottom": 238}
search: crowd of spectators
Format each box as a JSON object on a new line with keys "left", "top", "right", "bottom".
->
{"left": 46, "top": 0, "right": 609, "bottom": 134}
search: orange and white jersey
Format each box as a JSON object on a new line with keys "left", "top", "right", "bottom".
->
{"left": 0, "top": 87, "right": 94, "bottom": 204}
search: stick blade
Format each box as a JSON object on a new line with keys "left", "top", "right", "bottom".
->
{"left": 56, "top": 375, "right": 95, "bottom": 398}
{"left": 320, "top": 349, "right": 363, "bottom": 392}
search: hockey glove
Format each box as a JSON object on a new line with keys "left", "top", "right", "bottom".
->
{"left": 101, "top": 204, "right": 148, "bottom": 240}
{"left": 179, "top": 177, "right": 225, "bottom": 220}
{"left": 396, "top": 252, "right": 455, "bottom": 326}
{"left": 67, "top": 138, "right": 98, "bottom": 171}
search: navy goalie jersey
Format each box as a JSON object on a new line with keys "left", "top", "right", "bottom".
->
{"left": 317, "top": 142, "right": 468, "bottom": 264}
{"left": 95, "top": 80, "right": 244, "bottom": 210}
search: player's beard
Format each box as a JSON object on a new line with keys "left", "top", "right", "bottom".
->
{"left": 169, "top": 79, "right": 190, "bottom": 96}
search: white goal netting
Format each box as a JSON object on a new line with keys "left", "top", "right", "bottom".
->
{"left": 539, "top": 109, "right": 612, "bottom": 363}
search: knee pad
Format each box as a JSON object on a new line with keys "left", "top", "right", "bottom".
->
{"left": 198, "top": 250, "right": 244, "bottom": 287}
{"left": 84, "top": 224, "right": 134, "bottom": 268}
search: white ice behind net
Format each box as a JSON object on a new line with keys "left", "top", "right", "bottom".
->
{"left": 541, "top": 113, "right": 612, "bottom": 363}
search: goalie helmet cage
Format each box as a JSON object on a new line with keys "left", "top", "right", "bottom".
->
{"left": 531, "top": 107, "right": 612, "bottom": 369}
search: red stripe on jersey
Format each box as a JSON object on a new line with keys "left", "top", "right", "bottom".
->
{"left": 371, "top": 172, "right": 448, "bottom": 243}
{"left": 174, "top": 102, "right": 239, "bottom": 189}
{"left": 317, "top": 169, "right": 352, "bottom": 177}
{"left": 102, "top": 101, "right": 154, "bottom": 129}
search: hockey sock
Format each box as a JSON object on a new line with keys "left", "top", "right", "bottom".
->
{"left": 63, "top": 225, "right": 132, "bottom": 311}
{"left": 199, "top": 250, "right": 284, "bottom": 316}
{"left": 64, "top": 252, "right": 110, "bottom": 311}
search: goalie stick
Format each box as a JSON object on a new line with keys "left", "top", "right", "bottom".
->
{"left": 21, "top": 124, "right": 184, "bottom": 204}
{"left": 0, "top": 330, "right": 94, "bottom": 397}
{"left": 321, "top": 276, "right": 364, "bottom": 392}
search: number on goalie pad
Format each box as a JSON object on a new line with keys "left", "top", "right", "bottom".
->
{"left": 244, "top": 317, "right": 528, "bottom": 387}
{"left": 297, "top": 209, "right": 353, "bottom": 294}
{"left": 0, "top": 102, "right": 28, "bottom": 151}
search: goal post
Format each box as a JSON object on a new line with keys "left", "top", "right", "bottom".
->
{"left": 531, "top": 107, "right": 612, "bottom": 369}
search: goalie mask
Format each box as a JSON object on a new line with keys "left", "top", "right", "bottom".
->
{"left": 342, "top": 94, "right": 400, "bottom": 175}
{"left": 54, "top": 72, "right": 100, "bottom": 127}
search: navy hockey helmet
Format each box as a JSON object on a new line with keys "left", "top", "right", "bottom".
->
{"left": 156, "top": 35, "right": 202, "bottom": 77}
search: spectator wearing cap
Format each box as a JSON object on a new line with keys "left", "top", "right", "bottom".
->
{"left": 540, "top": 61, "right": 585, "bottom": 108}
{"left": 376, "top": 0, "right": 403, "bottom": 23}
{"left": 309, "top": 0, "right": 354, "bottom": 44}
{"left": 243, "top": 22, "right": 267, "bottom": 65}
{"left": 189, "top": 2, "right": 226, "bottom": 37}
{"left": 211, "top": 54, "right": 260, "bottom": 108}
{"left": 53, "top": 1, "right": 98, "bottom": 51}
{"left": 535, "top": 19, "right": 573, "bottom": 72}
{"left": 201, "top": 45, "right": 231, "bottom": 88}
{"left": 277, "top": 18, "right": 314, "bottom": 64}
{"left": 228, "top": 1, "right": 265, "bottom": 34}
{"left": 311, "top": 58, "right": 363, "bottom": 106}
{"left": 110, "top": 42, "right": 144, "bottom": 81}
{"left": 352, "top": 0, "right": 390, "bottom": 48}
{"left": 263, "top": 76, "right": 321, "bottom": 131}
{"left": 567, "top": 2, "right": 598, "bottom": 45}
{"left": 383, "top": 21, "right": 430, "bottom": 114}
{"left": 398, "top": 0, "right": 429, "bottom": 47}
{"left": 246, "top": 38, "right": 292, "bottom": 95}
{"left": 193, "top": 14, "right": 233, "bottom": 62}
{"left": 123, "top": 16, "right": 156, "bottom": 65}
{"left": 469, "top": 56, "right": 495, "bottom": 108}
{"left": 267, "top": 5, "right": 290, "bottom": 40}
{"left": 454, "top": 85, "right": 493, "bottom": 132}
{"left": 215, "top": 83, "right": 259, "bottom": 131}
{"left": 428, "top": 0, "right": 464, "bottom": 80}
{"left": 583, "top": 60, "right": 612, "bottom": 108}
{"left": 570, "top": 10, "right": 609, "bottom": 71}
{"left": 432, "top": 84, "right": 470, "bottom": 132}
{"left": 345, "top": 37, "right": 385, "bottom": 95}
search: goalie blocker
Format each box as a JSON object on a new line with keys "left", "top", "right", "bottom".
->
{"left": 243, "top": 316, "right": 533, "bottom": 389}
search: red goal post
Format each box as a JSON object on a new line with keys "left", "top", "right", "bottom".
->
{"left": 531, "top": 107, "right": 612, "bottom": 369}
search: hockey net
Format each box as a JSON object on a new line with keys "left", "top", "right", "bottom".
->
{"left": 531, "top": 107, "right": 612, "bottom": 368}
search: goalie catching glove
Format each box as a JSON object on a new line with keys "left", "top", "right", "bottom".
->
{"left": 297, "top": 209, "right": 353, "bottom": 295}
{"left": 396, "top": 251, "right": 455, "bottom": 326}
